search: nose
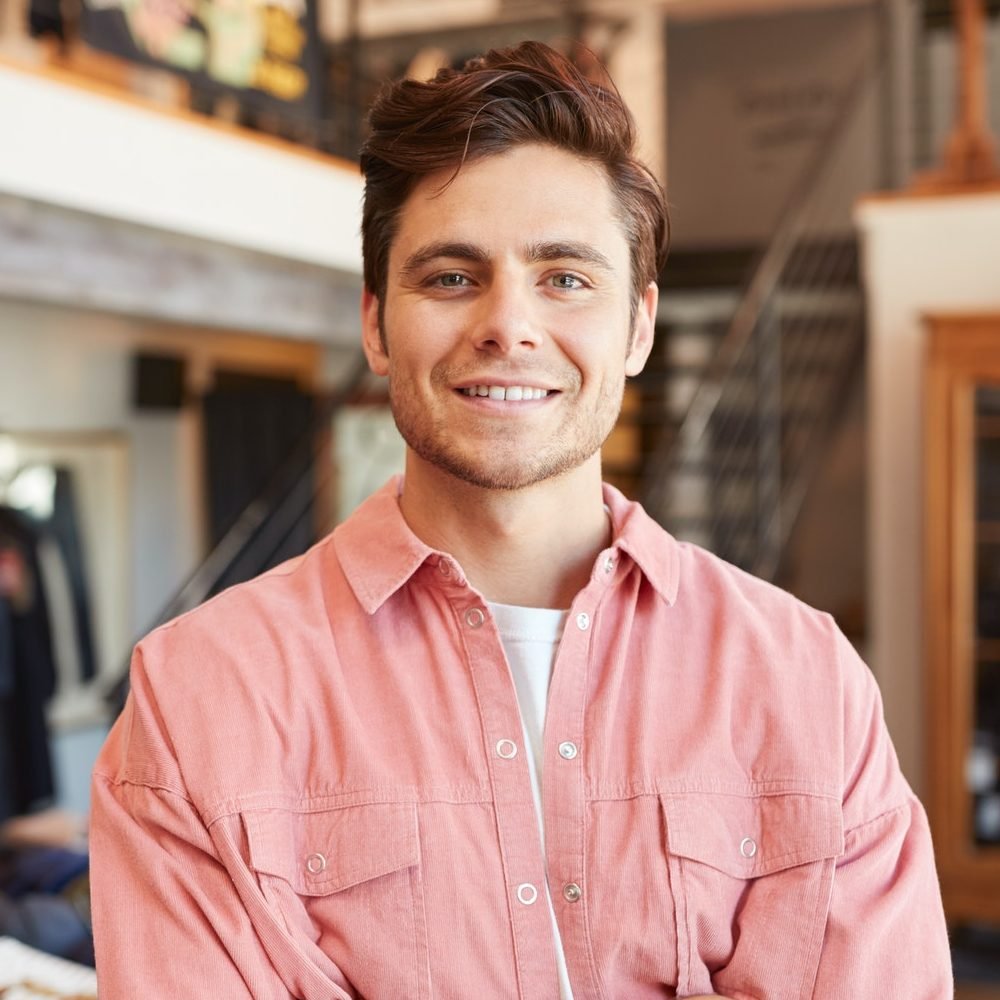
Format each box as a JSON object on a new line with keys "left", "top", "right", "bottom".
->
{"left": 470, "top": 277, "right": 543, "bottom": 354}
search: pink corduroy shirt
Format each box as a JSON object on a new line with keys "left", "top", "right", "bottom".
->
{"left": 90, "top": 478, "right": 952, "bottom": 999}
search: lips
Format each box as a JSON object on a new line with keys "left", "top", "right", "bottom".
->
{"left": 459, "top": 385, "right": 551, "bottom": 401}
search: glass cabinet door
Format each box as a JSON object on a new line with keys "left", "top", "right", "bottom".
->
{"left": 926, "top": 313, "right": 1000, "bottom": 924}
{"left": 974, "top": 385, "right": 1000, "bottom": 845}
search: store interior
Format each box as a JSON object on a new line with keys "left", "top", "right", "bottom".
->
{"left": 1, "top": 0, "right": 999, "bottom": 994}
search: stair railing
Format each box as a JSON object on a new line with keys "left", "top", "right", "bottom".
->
{"left": 642, "top": 53, "right": 878, "bottom": 579}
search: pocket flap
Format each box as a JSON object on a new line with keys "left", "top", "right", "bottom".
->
{"left": 662, "top": 792, "right": 843, "bottom": 878}
{"left": 243, "top": 802, "right": 419, "bottom": 895}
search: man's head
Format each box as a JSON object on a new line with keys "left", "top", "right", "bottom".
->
{"left": 359, "top": 40, "right": 669, "bottom": 329}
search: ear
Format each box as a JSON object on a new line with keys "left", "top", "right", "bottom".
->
{"left": 361, "top": 288, "right": 389, "bottom": 377}
{"left": 625, "top": 281, "right": 657, "bottom": 377}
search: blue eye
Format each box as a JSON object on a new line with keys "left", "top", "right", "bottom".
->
{"left": 437, "top": 273, "right": 469, "bottom": 287}
{"left": 552, "top": 274, "right": 584, "bottom": 289}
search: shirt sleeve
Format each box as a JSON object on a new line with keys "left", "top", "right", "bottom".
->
{"left": 809, "top": 628, "right": 953, "bottom": 1000}
{"left": 89, "top": 645, "right": 333, "bottom": 999}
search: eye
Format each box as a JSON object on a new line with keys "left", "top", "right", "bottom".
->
{"left": 433, "top": 272, "right": 471, "bottom": 288}
{"left": 550, "top": 273, "right": 586, "bottom": 290}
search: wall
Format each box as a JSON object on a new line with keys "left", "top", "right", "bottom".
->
{"left": 856, "top": 188, "right": 1000, "bottom": 796}
{"left": 666, "top": 4, "right": 882, "bottom": 247}
{"left": 0, "top": 61, "right": 364, "bottom": 273}
{"left": 0, "top": 298, "right": 326, "bottom": 670}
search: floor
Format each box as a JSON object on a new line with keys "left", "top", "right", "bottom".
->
{"left": 954, "top": 925, "right": 1000, "bottom": 999}
{"left": 956, "top": 987, "right": 1000, "bottom": 999}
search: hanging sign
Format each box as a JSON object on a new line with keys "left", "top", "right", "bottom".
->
{"left": 79, "top": 0, "right": 323, "bottom": 117}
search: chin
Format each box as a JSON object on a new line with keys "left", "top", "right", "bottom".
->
{"left": 409, "top": 441, "right": 597, "bottom": 492}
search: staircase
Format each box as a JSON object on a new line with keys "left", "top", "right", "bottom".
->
{"left": 633, "top": 60, "right": 876, "bottom": 583}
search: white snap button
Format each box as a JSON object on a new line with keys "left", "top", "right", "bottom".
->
{"left": 563, "top": 882, "right": 582, "bottom": 903}
{"left": 603, "top": 556, "right": 614, "bottom": 574}
{"left": 576, "top": 612, "right": 590, "bottom": 631}
{"left": 465, "top": 607, "right": 486, "bottom": 628}
{"left": 516, "top": 883, "right": 538, "bottom": 905}
{"left": 305, "top": 852, "right": 327, "bottom": 874}
{"left": 558, "top": 741, "right": 578, "bottom": 760}
{"left": 496, "top": 739, "right": 518, "bottom": 759}
{"left": 740, "top": 837, "right": 757, "bottom": 859}
{"left": 439, "top": 560, "right": 453, "bottom": 578}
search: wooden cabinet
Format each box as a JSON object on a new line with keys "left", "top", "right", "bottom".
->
{"left": 926, "top": 312, "right": 1000, "bottom": 924}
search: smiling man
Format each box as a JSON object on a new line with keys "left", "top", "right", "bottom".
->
{"left": 90, "top": 42, "right": 952, "bottom": 999}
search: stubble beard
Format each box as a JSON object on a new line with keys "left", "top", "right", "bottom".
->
{"left": 387, "top": 362, "right": 626, "bottom": 492}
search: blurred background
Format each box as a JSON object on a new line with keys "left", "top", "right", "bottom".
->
{"left": 0, "top": 0, "right": 998, "bottom": 992}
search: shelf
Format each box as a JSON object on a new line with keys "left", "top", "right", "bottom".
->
{"left": 977, "top": 522, "right": 1000, "bottom": 543}
{"left": 977, "top": 417, "right": 1000, "bottom": 439}
{"left": 976, "top": 640, "right": 1000, "bottom": 662}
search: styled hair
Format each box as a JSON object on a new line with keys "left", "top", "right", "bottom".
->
{"left": 359, "top": 41, "right": 669, "bottom": 318}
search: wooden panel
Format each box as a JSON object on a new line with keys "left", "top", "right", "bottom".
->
{"left": 0, "top": 194, "right": 362, "bottom": 344}
{"left": 925, "top": 311, "right": 1000, "bottom": 925}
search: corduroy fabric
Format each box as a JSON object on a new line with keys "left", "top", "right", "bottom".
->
{"left": 90, "top": 477, "right": 952, "bottom": 999}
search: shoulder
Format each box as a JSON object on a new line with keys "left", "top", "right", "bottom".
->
{"left": 127, "top": 533, "right": 348, "bottom": 754}
{"left": 101, "top": 533, "right": 351, "bottom": 808}
{"left": 668, "top": 541, "right": 879, "bottom": 778}
{"left": 140, "top": 532, "right": 340, "bottom": 673}
{"left": 670, "top": 538, "right": 845, "bottom": 659}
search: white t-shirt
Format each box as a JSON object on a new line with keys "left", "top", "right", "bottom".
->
{"left": 489, "top": 601, "right": 575, "bottom": 1000}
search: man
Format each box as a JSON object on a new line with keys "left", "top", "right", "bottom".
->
{"left": 90, "top": 42, "right": 952, "bottom": 999}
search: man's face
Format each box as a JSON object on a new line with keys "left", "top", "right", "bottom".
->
{"left": 362, "top": 142, "right": 656, "bottom": 492}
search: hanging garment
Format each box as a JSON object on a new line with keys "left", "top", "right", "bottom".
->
{"left": 0, "top": 507, "right": 57, "bottom": 819}
{"left": 31, "top": 471, "right": 98, "bottom": 684}
{"left": 0, "top": 596, "right": 15, "bottom": 823}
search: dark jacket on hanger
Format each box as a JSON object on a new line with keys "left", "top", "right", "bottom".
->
{"left": 0, "top": 506, "right": 57, "bottom": 821}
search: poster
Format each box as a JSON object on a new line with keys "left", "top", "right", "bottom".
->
{"left": 79, "top": 0, "right": 323, "bottom": 118}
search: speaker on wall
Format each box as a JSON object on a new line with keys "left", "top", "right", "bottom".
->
{"left": 132, "top": 352, "right": 187, "bottom": 411}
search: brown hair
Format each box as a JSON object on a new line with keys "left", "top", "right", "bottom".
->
{"left": 359, "top": 41, "right": 669, "bottom": 319}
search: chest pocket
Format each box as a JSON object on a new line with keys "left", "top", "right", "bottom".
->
{"left": 662, "top": 791, "right": 843, "bottom": 1000}
{"left": 243, "top": 802, "right": 430, "bottom": 1000}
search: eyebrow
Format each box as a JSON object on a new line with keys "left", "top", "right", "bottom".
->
{"left": 398, "top": 242, "right": 489, "bottom": 280}
{"left": 397, "top": 239, "right": 616, "bottom": 280}
{"left": 524, "top": 241, "right": 615, "bottom": 273}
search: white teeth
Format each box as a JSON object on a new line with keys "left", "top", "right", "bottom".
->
{"left": 461, "top": 385, "right": 551, "bottom": 400}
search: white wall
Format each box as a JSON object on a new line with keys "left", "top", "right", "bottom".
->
{"left": 0, "top": 302, "right": 201, "bottom": 658}
{"left": 856, "top": 189, "right": 1000, "bottom": 796}
{"left": 0, "top": 61, "right": 364, "bottom": 273}
{"left": 0, "top": 299, "right": 337, "bottom": 656}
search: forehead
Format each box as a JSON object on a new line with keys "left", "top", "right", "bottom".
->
{"left": 389, "top": 143, "right": 629, "bottom": 269}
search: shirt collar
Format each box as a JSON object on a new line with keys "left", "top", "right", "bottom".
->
{"left": 333, "top": 476, "right": 434, "bottom": 614}
{"left": 333, "top": 475, "right": 679, "bottom": 614}
{"left": 601, "top": 481, "right": 679, "bottom": 606}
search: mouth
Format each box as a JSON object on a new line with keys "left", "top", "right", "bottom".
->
{"left": 457, "top": 385, "right": 553, "bottom": 401}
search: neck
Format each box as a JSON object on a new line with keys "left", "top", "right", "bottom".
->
{"left": 398, "top": 454, "right": 610, "bottom": 609}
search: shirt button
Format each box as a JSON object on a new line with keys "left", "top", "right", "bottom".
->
{"left": 305, "top": 852, "right": 327, "bottom": 875}
{"left": 603, "top": 556, "right": 614, "bottom": 574}
{"left": 576, "top": 612, "right": 590, "bottom": 631}
{"left": 740, "top": 837, "right": 757, "bottom": 859}
{"left": 496, "top": 739, "right": 518, "bottom": 759}
{"left": 563, "top": 882, "right": 582, "bottom": 903}
{"left": 516, "top": 883, "right": 538, "bottom": 905}
{"left": 439, "top": 560, "right": 454, "bottom": 579}
{"left": 558, "top": 741, "right": 578, "bottom": 760}
{"left": 465, "top": 607, "right": 486, "bottom": 628}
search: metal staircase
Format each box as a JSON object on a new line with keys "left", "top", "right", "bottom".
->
{"left": 638, "top": 61, "right": 876, "bottom": 582}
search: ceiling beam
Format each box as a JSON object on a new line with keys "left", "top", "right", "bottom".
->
{"left": 0, "top": 195, "right": 362, "bottom": 343}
